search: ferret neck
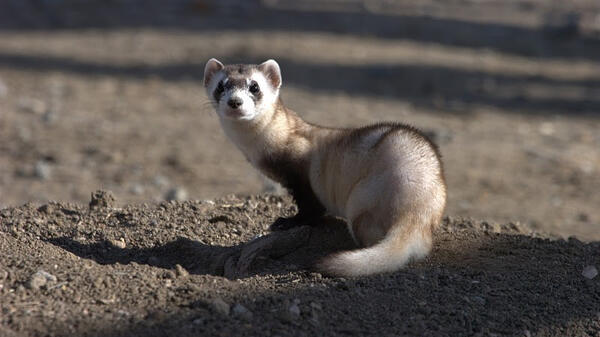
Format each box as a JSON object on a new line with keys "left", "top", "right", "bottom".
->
{"left": 219, "top": 98, "right": 313, "bottom": 164}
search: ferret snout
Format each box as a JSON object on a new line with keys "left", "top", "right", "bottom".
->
{"left": 227, "top": 97, "right": 243, "bottom": 109}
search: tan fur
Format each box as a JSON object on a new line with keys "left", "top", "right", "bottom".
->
{"left": 204, "top": 59, "right": 447, "bottom": 277}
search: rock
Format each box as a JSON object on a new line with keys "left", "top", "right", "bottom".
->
{"left": 192, "top": 317, "right": 205, "bottom": 325}
{"left": 17, "top": 97, "right": 46, "bottom": 115}
{"left": 281, "top": 299, "right": 301, "bottom": 322}
{"left": 175, "top": 264, "right": 189, "bottom": 278}
{"left": 97, "top": 297, "right": 116, "bottom": 305}
{"left": 34, "top": 161, "right": 52, "bottom": 180}
{"left": 38, "top": 204, "right": 55, "bottom": 214}
{"left": 582, "top": 265, "right": 598, "bottom": 279}
{"left": 89, "top": 190, "right": 115, "bottom": 210}
{"left": 232, "top": 303, "right": 253, "bottom": 321}
{"left": 93, "top": 277, "right": 104, "bottom": 289}
{"left": 165, "top": 187, "right": 187, "bottom": 201}
{"left": 39, "top": 270, "right": 57, "bottom": 282}
{"left": 289, "top": 302, "right": 301, "bottom": 317}
{"left": 26, "top": 270, "right": 57, "bottom": 290}
{"left": 0, "top": 269, "right": 8, "bottom": 280}
{"left": 164, "top": 270, "right": 176, "bottom": 279}
{"left": 209, "top": 297, "right": 230, "bottom": 316}
{"left": 110, "top": 238, "right": 126, "bottom": 249}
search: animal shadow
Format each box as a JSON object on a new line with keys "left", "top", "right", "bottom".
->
{"left": 46, "top": 216, "right": 356, "bottom": 279}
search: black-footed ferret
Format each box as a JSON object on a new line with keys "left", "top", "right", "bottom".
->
{"left": 203, "top": 58, "right": 447, "bottom": 277}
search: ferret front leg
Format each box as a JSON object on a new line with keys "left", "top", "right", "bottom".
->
{"left": 270, "top": 185, "right": 325, "bottom": 231}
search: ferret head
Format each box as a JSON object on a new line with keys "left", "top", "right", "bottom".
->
{"left": 203, "top": 58, "right": 282, "bottom": 121}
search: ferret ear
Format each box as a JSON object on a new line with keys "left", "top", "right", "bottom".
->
{"left": 258, "top": 59, "right": 282, "bottom": 90}
{"left": 204, "top": 58, "right": 224, "bottom": 87}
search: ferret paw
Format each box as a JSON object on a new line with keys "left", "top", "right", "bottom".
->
{"left": 269, "top": 216, "right": 311, "bottom": 231}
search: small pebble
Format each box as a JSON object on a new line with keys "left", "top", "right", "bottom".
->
{"left": 26, "top": 270, "right": 57, "bottom": 290}
{"left": 279, "top": 300, "right": 302, "bottom": 322}
{"left": 288, "top": 302, "right": 301, "bottom": 318}
{"left": 93, "top": 277, "right": 104, "bottom": 289}
{"left": 89, "top": 190, "right": 115, "bottom": 210}
{"left": 34, "top": 161, "right": 52, "bottom": 180}
{"left": 164, "top": 270, "right": 176, "bottom": 279}
{"left": 97, "top": 297, "right": 115, "bottom": 305}
{"left": 210, "top": 297, "right": 230, "bottom": 316}
{"left": 175, "top": 264, "right": 189, "bottom": 278}
{"left": 38, "top": 204, "right": 55, "bottom": 214}
{"left": 110, "top": 239, "right": 126, "bottom": 249}
{"left": 165, "top": 187, "right": 188, "bottom": 201}
{"left": 192, "top": 317, "right": 205, "bottom": 325}
{"left": 17, "top": 97, "right": 46, "bottom": 115}
{"left": 232, "top": 303, "right": 253, "bottom": 321}
{"left": 582, "top": 265, "right": 598, "bottom": 279}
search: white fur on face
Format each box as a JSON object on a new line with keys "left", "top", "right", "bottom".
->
{"left": 250, "top": 71, "right": 279, "bottom": 114}
{"left": 206, "top": 70, "right": 279, "bottom": 122}
{"left": 221, "top": 87, "right": 257, "bottom": 120}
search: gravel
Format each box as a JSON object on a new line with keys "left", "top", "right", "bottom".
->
{"left": 1, "top": 195, "right": 599, "bottom": 336}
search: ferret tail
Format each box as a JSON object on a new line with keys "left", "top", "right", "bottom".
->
{"left": 315, "top": 229, "right": 431, "bottom": 277}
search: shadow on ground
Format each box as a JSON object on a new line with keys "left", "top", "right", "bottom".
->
{"left": 1, "top": 1, "right": 599, "bottom": 61}
{"left": 0, "top": 52, "right": 598, "bottom": 116}
{"left": 47, "top": 223, "right": 600, "bottom": 336}
{"left": 47, "top": 217, "right": 356, "bottom": 279}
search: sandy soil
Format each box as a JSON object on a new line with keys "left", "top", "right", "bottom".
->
{"left": 1, "top": 194, "right": 599, "bottom": 337}
{"left": 1, "top": 1, "right": 599, "bottom": 239}
{"left": 0, "top": 1, "right": 599, "bottom": 336}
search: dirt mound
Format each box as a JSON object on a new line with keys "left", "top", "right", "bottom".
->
{"left": 0, "top": 193, "right": 599, "bottom": 337}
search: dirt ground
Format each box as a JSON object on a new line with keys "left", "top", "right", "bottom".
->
{"left": 0, "top": 0, "right": 599, "bottom": 240}
{"left": 0, "top": 0, "right": 599, "bottom": 336}
{"left": 1, "top": 194, "right": 599, "bottom": 337}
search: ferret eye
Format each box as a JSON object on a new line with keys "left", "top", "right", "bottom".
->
{"left": 216, "top": 81, "right": 224, "bottom": 93}
{"left": 249, "top": 81, "right": 260, "bottom": 94}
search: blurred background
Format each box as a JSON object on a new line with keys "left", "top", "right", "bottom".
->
{"left": 0, "top": 0, "right": 598, "bottom": 240}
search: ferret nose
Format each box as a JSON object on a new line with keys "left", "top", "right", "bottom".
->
{"left": 227, "top": 97, "right": 243, "bottom": 109}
